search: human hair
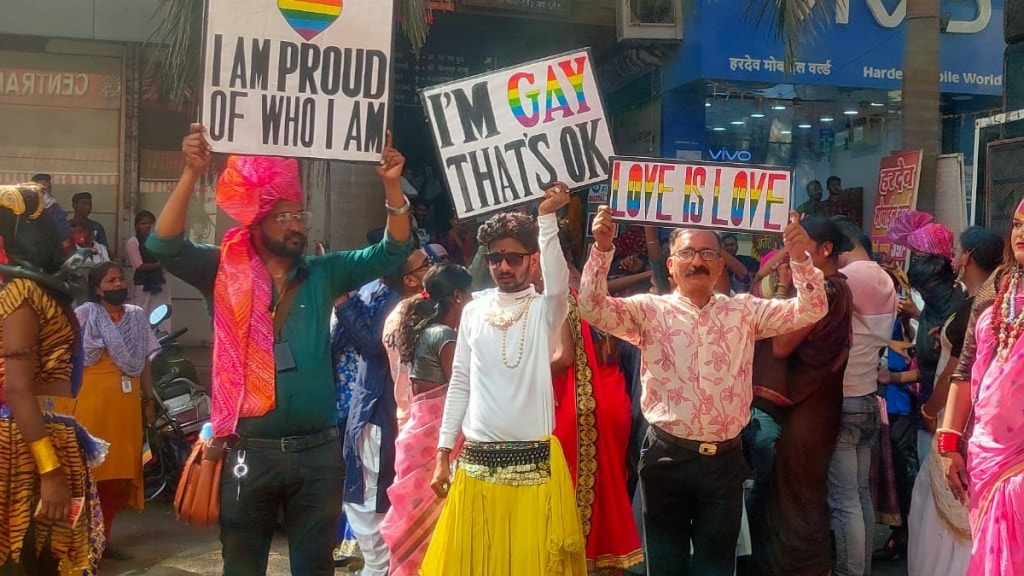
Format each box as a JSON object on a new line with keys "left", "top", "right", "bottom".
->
{"left": 477, "top": 212, "right": 539, "bottom": 253}
{"left": 800, "top": 216, "right": 851, "bottom": 261}
{"left": 831, "top": 216, "right": 867, "bottom": 252}
{"left": 382, "top": 248, "right": 427, "bottom": 291}
{"left": 135, "top": 210, "right": 156, "bottom": 227}
{"left": 31, "top": 174, "right": 50, "bottom": 183}
{"left": 410, "top": 196, "right": 431, "bottom": 209}
{"left": 86, "top": 261, "right": 120, "bottom": 302}
{"left": 907, "top": 253, "right": 956, "bottom": 295}
{"left": 959, "top": 226, "right": 1003, "bottom": 274}
{"left": 826, "top": 176, "right": 841, "bottom": 187}
{"left": 721, "top": 233, "right": 738, "bottom": 243}
{"left": 668, "top": 228, "right": 722, "bottom": 251}
{"left": 396, "top": 263, "right": 472, "bottom": 364}
{"left": 71, "top": 192, "right": 91, "bottom": 204}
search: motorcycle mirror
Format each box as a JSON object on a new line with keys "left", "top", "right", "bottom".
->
{"left": 149, "top": 304, "right": 172, "bottom": 327}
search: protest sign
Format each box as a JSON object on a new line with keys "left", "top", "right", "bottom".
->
{"left": 870, "top": 150, "right": 921, "bottom": 268}
{"left": 200, "top": 0, "right": 393, "bottom": 161}
{"left": 607, "top": 156, "right": 792, "bottom": 233}
{"left": 421, "top": 49, "right": 613, "bottom": 220}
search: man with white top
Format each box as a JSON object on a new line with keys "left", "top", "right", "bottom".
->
{"left": 422, "top": 183, "right": 586, "bottom": 576}
{"left": 579, "top": 207, "right": 828, "bottom": 576}
{"left": 827, "top": 216, "right": 897, "bottom": 576}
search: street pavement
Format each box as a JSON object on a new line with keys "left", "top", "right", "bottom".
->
{"left": 103, "top": 499, "right": 909, "bottom": 575}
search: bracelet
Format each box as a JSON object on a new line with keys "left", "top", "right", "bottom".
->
{"left": 384, "top": 196, "right": 411, "bottom": 216}
{"left": 920, "top": 404, "right": 937, "bottom": 422}
{"left": 437, "top": 447, "right": 452, "bottom": 455}
{"left": 28, "top": 438, "right": 61, "bottom": 475}
{"left": 936, "top": 429, "right": 962, "bottom": 454}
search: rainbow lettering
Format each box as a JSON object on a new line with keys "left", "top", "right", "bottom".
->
{"left": 278, "top": 0, "right": 343, "bottom": 41}
{"left": 557, "top": 57, "right": 592, "bottom": 115}
{"left": 508, "top": 72, "right": 540, "bottom": 128}
{"left": 543, "top": 67, "right": 571, "bottom": 123}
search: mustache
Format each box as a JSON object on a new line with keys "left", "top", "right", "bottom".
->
{"left": 284, "top": 232, "right": 306, "bottom": 243}
{"left": 685, "top": 265, "right": 711, "bottom": 277}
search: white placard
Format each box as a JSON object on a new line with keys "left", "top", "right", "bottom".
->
{"left": 421, "top": 49, "right": 614, "bottom": 220}
{"left": 200, "top": 0, "right": 394, "bottom": 161}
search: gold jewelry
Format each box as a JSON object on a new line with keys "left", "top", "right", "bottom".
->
{"left": 29, "top": 438, "right": 61, "bottom": 475}
{"left": 483, "top": 297, "right": 533, "bottom": 369}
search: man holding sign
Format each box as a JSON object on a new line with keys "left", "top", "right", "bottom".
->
{"left": 578, "top": 209, "right": 828, "bottom": 576}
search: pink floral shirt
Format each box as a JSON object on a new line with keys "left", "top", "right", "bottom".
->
{"left": 579, "top": 246, "right": 828, "bottom": 441}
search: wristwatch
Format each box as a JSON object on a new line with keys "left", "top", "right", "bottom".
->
{"left": 385, "top": 196, "right": 411, "bottom": 216}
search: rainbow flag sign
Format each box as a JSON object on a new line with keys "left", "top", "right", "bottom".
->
{"left": 200, "top": 0, "right": 393, "bottom": 162}
{"left": 420, "top": 49, "right": 613, "bottom": 220}
{"left": 278, "top": 0, "right": 343, "bottom": 41}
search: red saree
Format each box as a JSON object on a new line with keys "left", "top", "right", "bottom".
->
{"left": 553, "top": 294, "right": 644, "bottom": 574}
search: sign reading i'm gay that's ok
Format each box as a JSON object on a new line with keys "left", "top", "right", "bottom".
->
{"left": 421, "top": 49, "right": 614, "bottom": 220}
{"left": 200, "top": 0, "right": 394, "bottom": 162}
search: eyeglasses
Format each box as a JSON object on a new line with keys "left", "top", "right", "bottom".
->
{"left": 405, "top": 260, "right": 431, "bottom": 277}
{"left": 671, "top": 248, "right": 721, "bottom": 262}
{"left": 485, "top": 252, "right": 532, "bottom": 268}
{"left": 270, "top": 211, "right": 312, "bottom": 228}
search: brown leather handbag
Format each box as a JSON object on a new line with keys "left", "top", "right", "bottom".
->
{"left": 173, "top": 437, "right": 226, "bottom": 527}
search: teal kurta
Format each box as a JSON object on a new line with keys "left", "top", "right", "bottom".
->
{"left": 145, "top": 231, "right": 412, "bottom": 438}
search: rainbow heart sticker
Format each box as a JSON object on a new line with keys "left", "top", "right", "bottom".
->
{"left": 278, "top": 0, "right": 343, "bottom": 41}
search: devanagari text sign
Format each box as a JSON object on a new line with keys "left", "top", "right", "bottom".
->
{"left": 200, "top": 0, "right": 394, "bottom": 161}
{"left": 421, "top": 49, "right": 613, "bottom": 220}
{"left": 608, "top": 156, "right": 792, "bottom": 233}
{"left": 871, "top": 150, "right": 922, "bottom": 268}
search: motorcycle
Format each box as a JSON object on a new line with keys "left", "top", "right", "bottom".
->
{"left": 143, "top": 304, "right": 211, "bottom": 500}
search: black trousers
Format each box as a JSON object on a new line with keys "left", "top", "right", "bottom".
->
{"left": 219, "top": 436, "right": 344, "bottom": 576}
{"left": 639, "top": 427, "right": 748, "bottom": 576}
{"left": 888, "top": 413, "right": 920, "bottom": 526}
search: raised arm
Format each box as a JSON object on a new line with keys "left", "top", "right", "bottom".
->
{"left": 155, "top": 124, "right": 209, "bottom": 239}
{"left": 753, "top": 212, "right": 827, "bottom": 338}
{"left": 537, "top": 183, "right": 572, "bottom": 328}
{"left": 578, "top": 206, "right": 647, "bottom": 344}
{"left": 375, "top": 131, "right": 412, "bottom": 244}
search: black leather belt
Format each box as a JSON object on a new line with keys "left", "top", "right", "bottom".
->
{"left": 239, "top": 426, "right": 340, "bottom": 452}
{"left": 651, "top": 425, "right": 741, "bottom": 456}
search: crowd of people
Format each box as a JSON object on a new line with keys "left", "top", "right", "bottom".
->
{"left": 0, "top": 124, "right": 1022, "bottom": 576}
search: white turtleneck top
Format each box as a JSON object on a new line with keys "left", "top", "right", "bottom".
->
{"left": 437, "top": 213, "right": 569, "bottom": 449}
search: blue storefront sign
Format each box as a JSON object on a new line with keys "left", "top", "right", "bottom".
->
{"left": 672, "top": 0, "right": 1005, "bottom": 96}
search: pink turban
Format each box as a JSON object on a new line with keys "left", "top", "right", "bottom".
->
{"left": 216, "top": 155, "right": 303, "bottom": 225}
{"left": 887, "top": 210, "right": 954, "bottom": 260}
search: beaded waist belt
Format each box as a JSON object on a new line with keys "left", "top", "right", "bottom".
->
{"left": 459, "top": 440, "right": 551, "bottom": 487}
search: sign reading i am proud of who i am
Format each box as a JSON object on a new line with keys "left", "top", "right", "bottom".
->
{"left": 200, "top": 0, "right": 393, "bottom": 162}
{"left": 421, "top": 49, "right": 614, "bottom": 220}
{"left": 608, "top": 157, "right": 793, "bottom": 233}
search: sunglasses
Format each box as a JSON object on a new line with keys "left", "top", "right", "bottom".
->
{"left": 270, "top": 211, "right": 312, "bottom": 228}
{"left": 485, "top": 252, "right": 532, "bottom": 268}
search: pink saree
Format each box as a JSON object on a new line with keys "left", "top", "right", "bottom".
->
{"left": 380, "top": 385, "right": 460, "bottom": 576}
{"left": 966, "top": 304, "right": 1024, "bottom": 575}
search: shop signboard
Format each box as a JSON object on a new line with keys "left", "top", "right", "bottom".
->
{"left": 421, "top": 49, "right": 613, "bottom": 220}
{"left": 0, "top": 68, "right": 121, "bottom": 110}
{"left": 686, "top": 0, "right": 1005, "bottom": 96}
{"left": 461, "top": 0, "right": 571, "bottom": 17}
{"left": 607, "top": 156, "right": 793, "bottom": 234}
{"left": 870, "top": 150, "right": 922, "bottom": 268}
{"left": 199, "top": 0, "right": 394, "bottom": 161}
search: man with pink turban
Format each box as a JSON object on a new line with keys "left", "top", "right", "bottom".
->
{"left": 145, "top": 123, "right": 413, "bottom": 575}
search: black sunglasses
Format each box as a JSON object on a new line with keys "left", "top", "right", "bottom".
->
{"left": 485, "top": 252, "right": 532, "bottom": 268}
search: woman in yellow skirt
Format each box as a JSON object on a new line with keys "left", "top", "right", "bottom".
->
{"left": 1, "top": 183, "right": 107, "bottom": 575}
{"left": 73, "top": 261, "right": 158, "bottom": 560}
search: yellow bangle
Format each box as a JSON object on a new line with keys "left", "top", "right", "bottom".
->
{"left": 28, "top": 438, "right": 61, "bottom": 474}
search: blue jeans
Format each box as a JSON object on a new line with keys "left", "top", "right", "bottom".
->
{"left": 827, "top": 395, "right": 880, "bottom": 576}
{"left": 743, "top": 407, "right": 781, "bottom": 516}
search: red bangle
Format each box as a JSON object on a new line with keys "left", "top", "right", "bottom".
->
{"left": 936, "top": 430, "right": 962, "bottom": 454}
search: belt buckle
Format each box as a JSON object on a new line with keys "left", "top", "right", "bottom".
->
{"left": 280, "top": 436, "right": 298, "bottom": 452}
{"left": 698, "top": 442, "right": 718, "bottom": 456}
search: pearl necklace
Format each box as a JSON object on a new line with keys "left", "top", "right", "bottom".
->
{"left": 483, "top": 297, "right": 533, "bottom": 369}
{"left": 993, "top": 265, "right": 1024, "bottom": 362}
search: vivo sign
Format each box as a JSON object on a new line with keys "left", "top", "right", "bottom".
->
{"left": 825, "top": 0, "right": 992, "bottom": 34}
{"left": 707, "top": 148, "right": 752, "bottom": 163}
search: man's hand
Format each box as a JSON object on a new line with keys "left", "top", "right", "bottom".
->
{"left": 182, "top": 123, "right": 211, "bottom": 174}
{"left": 538, "top": 182, "right": 571, "bottom": 216}
{"left": 375, "top": 131, "right": 405, "bottom": 184}
{"left": 783, "top": 210, "right": 812, "bottom": 263}
{"left": 898, "top": 296, "right": 921, "bottom": 320}
{"left": 619, "top": 254, "right": 644, "bottom": 273}
{"left": 38, "top": 470, "right": 72, "bottom": 523}
{"left": 592, "top": 206, "right": 615, "bottom": 252}
{"left": 430, "top": 452, "right": 452, "bottom": 498}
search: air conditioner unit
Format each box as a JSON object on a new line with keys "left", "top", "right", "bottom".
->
{"left": 617, "top": 0, "right": 683, "bottom": 42}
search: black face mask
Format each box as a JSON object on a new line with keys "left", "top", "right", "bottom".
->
{"left": 101, "top": 288, "right": 129, "bottom": 306}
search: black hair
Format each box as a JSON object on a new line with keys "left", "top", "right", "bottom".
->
{"left": 71, "top": 192, "right": 92, "bottom": 204}
{"left": 86, "top": 261, "right": 121, "bottom": 302}
{"left": 908, "top": 253, "right": 956, "bottom": 296}
{"left": 395, "top": 263, "right": 472, "bottom": 364}
{"left": 410, "top": 196, "right": 431, "bottom": 209}
{"left": 477, "top": 212, "right": 539, "bottom": 253}
{"left": 959, "top": 226, "right": 1003, "bottom": 274}
{"left": 807, "top": 179, "right": 822, "bottom": 188}
{"left": 831, "top": 216, "right": 867, "bottom": 253}
{"left": 799, "top": 215, "right": 852, "bottom": 260}
{"left": 826, "top": 176, "right": 841, "bottom": 187}
{"left": 668, "top": 228, "right": 723, "bottom": 250}
{"left": 135, "top": 210, "right": 156, "bottom": 227}
{"left": 31, "top": 174, "right": 50, "bottom": 183}
{"left": 382, "top": 248, "right": 427, "bottom": 291}
{"left": 721, "top": 233, "right": 738, "bottom": 242}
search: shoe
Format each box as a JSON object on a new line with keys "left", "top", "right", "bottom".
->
{"left": 103, "top": 546, "right": 134, "bottom": 561}
{"left": 872, "top": 531, "right": 907, "bottom": 561}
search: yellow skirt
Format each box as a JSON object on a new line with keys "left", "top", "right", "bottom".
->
{"left": 420, "top": 436, "right": 587, "bottom": 576}
{"left": 73, "top": 353, "right": 144, "bottom": 510}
